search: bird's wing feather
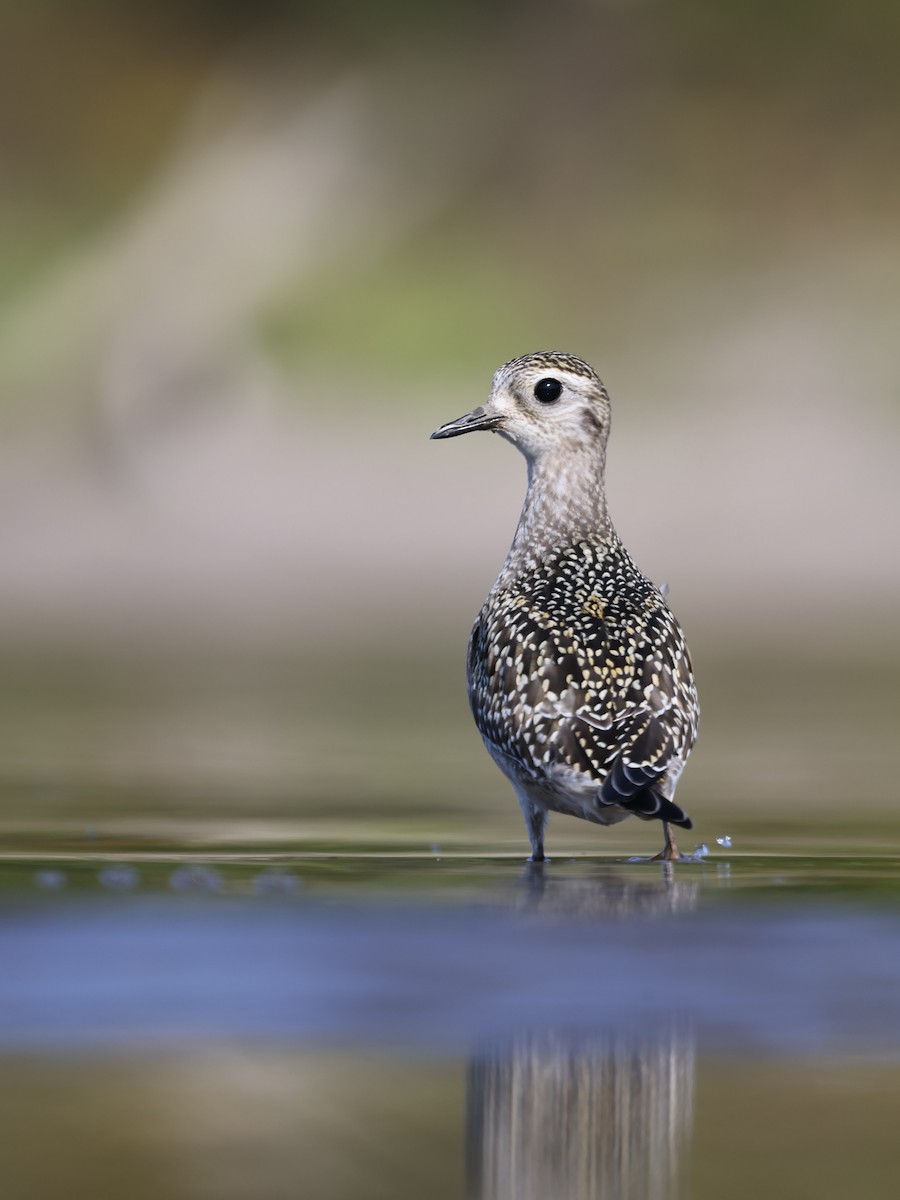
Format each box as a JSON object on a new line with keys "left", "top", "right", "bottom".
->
{"left": 468, "top": 591, "right": 697, "bottom": 794}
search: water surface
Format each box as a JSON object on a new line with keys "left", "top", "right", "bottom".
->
{"left": 3, "top": 852, "right": 900, "bottom": 1198}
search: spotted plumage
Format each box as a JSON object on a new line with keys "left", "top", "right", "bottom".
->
{"left": 432, "top": 351, "right": 699, "bottom": 861}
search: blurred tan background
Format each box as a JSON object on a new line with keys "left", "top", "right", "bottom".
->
{"left": 0, "top": 0, "right": 898, "bottom": 850}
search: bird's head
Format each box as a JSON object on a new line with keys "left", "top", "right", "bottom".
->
{"left": 431, "top": 351, "right": 610, "bottom": 463}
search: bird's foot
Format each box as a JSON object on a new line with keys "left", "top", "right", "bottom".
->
{"left": 630, "top": 822, "right": 685, "bottom": 863}
{"left": 644, "top": 847, "right": 685, "bottom": 863}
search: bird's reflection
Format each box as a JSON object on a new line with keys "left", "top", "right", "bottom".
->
{"left": 513, "top": 859, "right": 698, "bottom": 918}
{"left": 467, "top": 868, "right": 696, "bottom": 1200}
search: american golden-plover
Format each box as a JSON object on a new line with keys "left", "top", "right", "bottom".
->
{"left": 432, "top": 352, "right": 699, "bottom": 861}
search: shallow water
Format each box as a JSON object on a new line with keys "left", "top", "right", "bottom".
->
{"left": 1, "top": 645, "right": 898, "bottom": 1196}
{"left": 4, "top": 852, "right": 900, "bottom": 1199}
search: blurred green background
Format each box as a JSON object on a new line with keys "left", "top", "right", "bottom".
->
{"left": 0, "top": 0, "right": 898, "bottom": 855}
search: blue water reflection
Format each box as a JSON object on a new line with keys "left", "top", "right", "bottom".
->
{"left": 3, "top": 865, "right": 900, "bottom": 1055}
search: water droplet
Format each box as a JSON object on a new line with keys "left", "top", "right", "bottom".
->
{"left": 693, "top": 843, "right": 710, "bottom": 860}
{"left": 169, "top": 864, "right": 223, "bottom": 893}
{"left": 716, "top": 835, "right": 733, "bottom": 848}
{"left": 98, "top": 864, "right": 140, "bottom": 891}
{"left": 252, "top": 871, "right": 300, "bottom": 896}
{"left": 34, "top": 868, "right": 67, "bottom": 890}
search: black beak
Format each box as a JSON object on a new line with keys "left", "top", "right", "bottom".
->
{"left": 430, "top": 406, "right": 503, "bottom": 440}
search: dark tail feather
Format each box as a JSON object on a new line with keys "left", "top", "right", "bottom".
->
{"left": 620, "top": 787, "right": 693, "bottom": 829}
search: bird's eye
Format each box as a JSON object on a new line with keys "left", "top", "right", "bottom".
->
{"left": 534, "top": 377, "right": 563, "bottom": 404}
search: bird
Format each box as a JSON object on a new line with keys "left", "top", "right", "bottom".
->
{"left": 431, "top": 351, "right": 699, "bottom": 862}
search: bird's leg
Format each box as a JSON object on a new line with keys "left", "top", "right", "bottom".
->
{"left": 517, "top": 795, "right": 547, "bottom": 863}
{"left": 647, "top": 821, "right": 682, "bottom": 862}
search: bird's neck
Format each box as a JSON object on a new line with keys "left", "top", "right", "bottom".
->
{"left": 496, "top": 445, "right": 613, "bottom": 587}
